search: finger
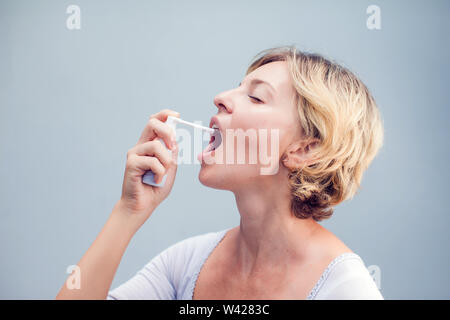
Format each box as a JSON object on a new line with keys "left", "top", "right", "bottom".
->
{"left": 131, "top": 140, "right": 174, "bottom": 169}
{"left": 137, "top": 118, "right": 177, "bottom": 150}
{"left": 151, "top": 108, "right": 180, "bottom": 122}
{"left": 129, "top": 155, "right": 166, "bottom": 184}
{"left": 137, "top": 117, "right": 178, "bottom": 148}
{"left": 138, "top": 109, "right": 180, "bottom": 145}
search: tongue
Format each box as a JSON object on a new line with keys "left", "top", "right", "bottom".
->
{"left": 202, "top": 130, "right": 221, "bottom": 153}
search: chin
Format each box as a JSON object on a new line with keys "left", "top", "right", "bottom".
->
{"left": 198, "top": 165, "right": 229, "bottom": 190}
{"left": 198, "top": 165, "right": 218, "bottom": 188}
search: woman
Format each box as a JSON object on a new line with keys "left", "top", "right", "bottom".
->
{"left": 56, "top": 46, "right": 384, "bottom": 300}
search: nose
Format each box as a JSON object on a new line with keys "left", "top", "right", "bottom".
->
{"left": 213, "top": 90, "right": 233, "bottom": 113}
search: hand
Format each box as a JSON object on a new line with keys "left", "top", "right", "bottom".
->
{"left": 119, "top": 109, "right": 180, "bottom": 225}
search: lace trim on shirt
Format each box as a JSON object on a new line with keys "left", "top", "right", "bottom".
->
{"left": 189, "top": 228, "right": 230, "bottom": 299}
{"left": 306, "top": 252, "right": 362, "bottom": 300}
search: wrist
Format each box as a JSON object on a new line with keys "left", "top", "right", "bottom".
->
{"left": 111, "top": 200, "right": 154, "bottom": 234}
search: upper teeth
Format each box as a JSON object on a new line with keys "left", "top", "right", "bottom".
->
{"left": 212, "top": 124, "right": 219, "bottom": 129}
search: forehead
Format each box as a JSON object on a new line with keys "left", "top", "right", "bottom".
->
{"left": 245, "top": 61, "right": 293, "bottom": 94}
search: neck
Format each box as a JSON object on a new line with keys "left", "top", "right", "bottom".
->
{"left": 231, "top": 169, "right": 321, "bottom": 276}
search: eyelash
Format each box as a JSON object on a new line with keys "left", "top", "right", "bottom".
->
{"left": 248, "top": 95, "right": 263, "bottom": 103}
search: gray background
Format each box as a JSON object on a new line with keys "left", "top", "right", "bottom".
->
{"left": 1, "top": 0, "right": 449, "bottom": 299}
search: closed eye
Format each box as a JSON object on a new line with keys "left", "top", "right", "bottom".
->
{"left": 248, "top": 95, "right": 263, "bottom": 103}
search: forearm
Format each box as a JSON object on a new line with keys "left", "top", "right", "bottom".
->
{"left": 56, "top": 200, "right": 146, "bottom": 299}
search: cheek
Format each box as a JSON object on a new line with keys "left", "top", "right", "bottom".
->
{"left": 231, "top": 109, "right": 275, "bottom": 131}
{"left": 229, "top": 110, "right": 292, "bottom": 160}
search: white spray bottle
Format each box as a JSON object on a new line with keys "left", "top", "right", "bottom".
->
{"left": 142, "top": 115, "right": 216, "bottom": 187}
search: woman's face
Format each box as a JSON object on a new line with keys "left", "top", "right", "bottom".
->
{"left": 198, "top": 61, "right": 302, "bottom": 191}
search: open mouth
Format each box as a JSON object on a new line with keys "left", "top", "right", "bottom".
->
{"left": 205, "top": 127, "right": 222, "bottom": 152}
{"left": 197, "top": 118, "right": 223, "bottom": 163}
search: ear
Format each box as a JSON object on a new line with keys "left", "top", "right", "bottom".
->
{"left": 281, "top": 137, "right": 320, "bottom": 170}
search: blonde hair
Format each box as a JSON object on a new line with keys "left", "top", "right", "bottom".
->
{"left": 246, "top": 46, "right": 384, "bottom": 221}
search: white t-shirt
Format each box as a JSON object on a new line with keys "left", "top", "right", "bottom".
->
{"left": 107, "top": 228, "right": 383, "bottom": 300}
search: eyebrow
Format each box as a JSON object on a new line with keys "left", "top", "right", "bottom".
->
{"left": 238, "top": 78, "right": 276, "bottom": 96}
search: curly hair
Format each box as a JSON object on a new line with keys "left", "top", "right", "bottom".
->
{"left": 246, "top": 46, "right": 384, "bottom": 221}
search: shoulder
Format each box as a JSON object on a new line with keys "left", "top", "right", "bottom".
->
{"left": 309, "top": 253, "right": 383, "bottom": 300}
{"left": 154, "top": 228, "right": 230, "bottom": 279}
{"left": 158, "top": 228, "right": 230, "bottom": 297}
{"left": 162, "top": 228, "right": 230, "bottom": 260}
{"left": 107, "top": 228, "right": 230, "bottom": 300}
